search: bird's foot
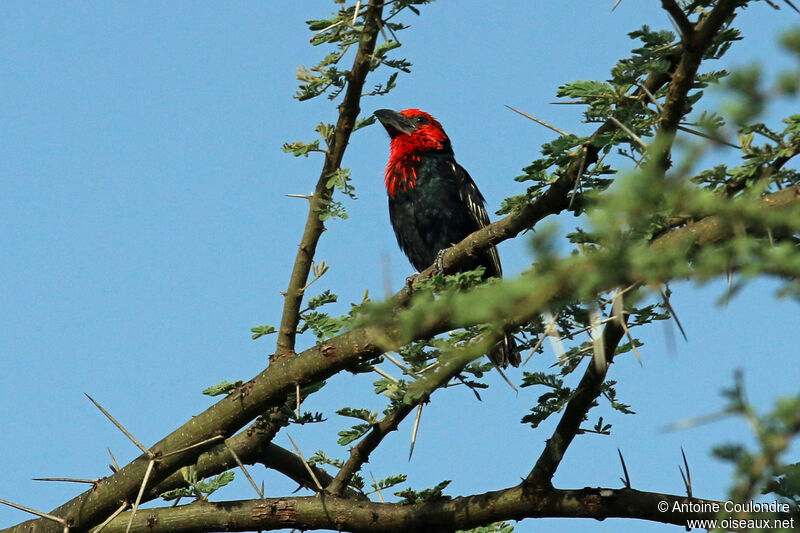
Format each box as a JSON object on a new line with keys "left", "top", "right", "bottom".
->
{"left": 405, "top": 273, "right": 419, "bottom": 292}
{"left": 434, "top": 249, "right": 447, "bottom": 275}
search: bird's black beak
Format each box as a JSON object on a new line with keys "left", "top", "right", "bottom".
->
{"left": 374, "top": 109, "right": 416, "bottom": 138}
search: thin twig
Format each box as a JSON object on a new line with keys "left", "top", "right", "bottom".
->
{"left": 612, "top": 291, "right": 641, "bottom": 366}
{"left": 526, "top": 318, "right": 627, "bottom": 486}
{"left": 492, "top": 363, "right": 518, "bottom": 394}
{"left": 285, "top": 193, "right": 313, "bottom": 202}
{"left": 589, "top": 308, "right": 606, "bottom": 373}
{"left": 638, "top": 81, "right": 664, "bottom": 112}
{"left": 225, "top": 440, "right": 265, "bottom": 499}
{"left": 677, "top": 124, "right": 740, "bottom": 149}
{"left": 408, "top": 403, "right": 424, "bottom": 461}
{"left": 372, "top": 365, "right": 399, "bottom": 382}
{"left": 567, "top": 149, "right": 589, "bottom": 210}
{"left": 159, "top": 435, "right": 225, "bottom": 459}
{"left": 299, "top": 260, "right": 329, "bottom": 294}
{"left": 679, "top": 447, "right": 693, "bottom": 499}
{"left": 661, "top": 0, "right": 694, "bottom": 42}
{"left": 384, "top": 352, "right": 419, "bottom": 377}
{"left": 505, "top": 104, "right": 570, "bottom": 136}
{"left": 617, "top": 449, "right": 632, "bottom": 489}
{"left": 609, "top": 116, "right": 648, "bottom": 151}
{"left": 125, "top": 459, "right": 155, "bottom": 533}
{"left": 369, "top": 471, "right": 385, "bottom": 502}
{"left": 296, "top": 382, "right": 301, "bottom": 420}
{"left": 33, "top": 477, "right": 98, "bottom": 484}
{"left": 784, "top": 0, "right": 800, "bottom": 14}
{"left": 286, "top": 434, "right": 323, "bottom": 492}
{"left": 91, "top": 502, "right": 128, "bottom": 533}
{"left": 0, "top": 498, "right": 66, "bottom": 524}
{"left": 523, "top": 313, "right": 559, "bottom": 366}
{"left": 659, "top": 288, "right": 688, "bottom": 341}
{"left": 660, "top": 410, "right": 733, "bottom": 432}
{"left": 309, "top": 20, "right": 343, "bottom": 44}
{"left": 107, "top": 448, "right": 120, "bottom": 472}
{"left": 542, "top": 311, "right": 567, "bottom": 365}
{"left": 275, "top": 0, "right": 385, "bottom": 357}
{"left": 85, "top": 393, "right": 151, "bottom": 457}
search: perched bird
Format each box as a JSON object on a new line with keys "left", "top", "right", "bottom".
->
{"left": 374, "top": 108, "right": 520, "bottom": 368}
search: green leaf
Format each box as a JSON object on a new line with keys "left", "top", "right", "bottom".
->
{"left": 202, "top": 381, "right": 243, "bottom": 397}
{"left": 307, "top": 290, "right": 338, "bottom": 310}
{"left": 520, "top": 371, "right": 564, "bottom": 389}
{"left": 250, "top": 324, "right": 276, "bottom": 340}
{"left": 370, "top": 473, "right": 408, "bottom": 493}
{"left": 395, "top": 480, "right": 452, "bottom": 504}
{"left": 326, "top": 168, "right": 357, "bottom": 198}
{"left": 336, "top": 407, "right": 378, "bottom": 423}
{"left": 282, "top": 139, "right": 322, "bottom": 157}
{"left": 338, "top": 423, "right": 371, "bottom": 446}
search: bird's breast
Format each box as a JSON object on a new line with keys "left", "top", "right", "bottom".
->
{"left": 384, "top": 153, "right": 421, "bottom": 197}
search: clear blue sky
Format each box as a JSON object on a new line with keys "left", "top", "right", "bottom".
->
{"left": 1, "top": 2, "right": 798, "bottom": 532}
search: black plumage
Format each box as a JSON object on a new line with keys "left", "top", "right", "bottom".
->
{"left": 375, "top": 108, "right": 520, "bottom": 368}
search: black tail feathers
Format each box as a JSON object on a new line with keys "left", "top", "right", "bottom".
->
{"left": 489, "top": 333, "right": 520, "bottom": 369}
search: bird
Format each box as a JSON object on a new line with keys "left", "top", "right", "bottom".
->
{"left": 374, "top": 108, "right": 520, "bottom": 368}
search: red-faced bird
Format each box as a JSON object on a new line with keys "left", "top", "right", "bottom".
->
{"left": 374, "top": 108, "right": 520, "bottom": 368}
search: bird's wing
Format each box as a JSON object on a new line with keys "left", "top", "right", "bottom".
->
{"left": 452, "top": 161, "right": 503, "bottom": 278}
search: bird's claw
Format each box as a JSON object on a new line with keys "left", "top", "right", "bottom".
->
{"left": 434, "top": 249, "right": 447, "bottom": 275}
{"left": 405, "top": 273, "right": 419, "bottom": 292}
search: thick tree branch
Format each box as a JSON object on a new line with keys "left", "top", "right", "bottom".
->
{"left": 392, "top": 57, "right": 682, "bottom": 306}
{"left": 143, "top": 409, "right": 363, "bottom": 503}
{"left": 95, "top": 486, "right": 734, "bottom": 533}
{"left": 327, "top": 338, "right": 494, "bottom": 496}
{"left": 327, "top": 403, "right": 416, "bottom": 496}
{"left": 523, "top": 183, "right": 800, "bottom": 486}
{"left": 650, "top": 183, "right": 800, "bottom": 252}
{"left": 8, "top": 180, "right": 797, "bottom": 533}
{"left": 661, "top": 0, "right": 694, "bottom": 42}
{"left": 275, "top": 0, "right": 385, "bottom": 356}
{"left": 6, "top": 11, "right": 785, "bottom": 526}
{"left": 4, "top": 329, "right": 386, "bottom": 533}
{"left": 4, "top": 4, "right": 792, "bottom": 533}
{"left": 653, "top": 0, "right": 740, "bottom": 171}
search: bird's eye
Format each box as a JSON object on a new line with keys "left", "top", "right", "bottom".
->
{"left": 414, "top": 115, "right": 428, "bottom": 125}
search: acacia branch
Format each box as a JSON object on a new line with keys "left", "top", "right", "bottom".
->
{"left": 661, "top": 0, "right": 694, "bottom": 42}
{"left": 3, "top": 328, "right": 387, "bottom": 533}
{"left": 327, "top": 403, "right": 416, "bottom": 496}
{"left": 653, "top": 0, "right": 740, "bottom": 171}
{"left": 5, "top": 8, "right": 783, "bottom": 526}
{"left": 523, "top": 183, "right": 800, "bottom": 487}
{"left": 275, "top": 0, "right": 385, "bottom": 356}
{"left": 723, "top": 143, "right": 800, "bottom": 196}
{"left": 526, "top": 318, "right": 627, "bottom": 486}
{"left": 392, "top": 54, "right": 683, "bottom": 303}
{"left": 37, "top": 42, "right": 686, "bottom": 530}
{"left": 8, "top": 181, "right": 797, "bottom": 533}
{"left": 650, "top": 183, "right": 800, "bottom": 252}
{"left": 327, "top": 337, "right": 494, "bottom": 496}
{"left": 94, "top": 486, "right": 734, "bottom": 533}
{"left": 142, "top": 409, "right": 363, "bottom": 503}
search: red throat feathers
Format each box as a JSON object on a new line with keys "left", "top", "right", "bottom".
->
{"left": 383, "top": 109, "right": 449, "bottom": 197}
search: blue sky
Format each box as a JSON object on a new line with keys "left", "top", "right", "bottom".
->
{"left": 1, "top": 2, "right": 798, "bottom": 532}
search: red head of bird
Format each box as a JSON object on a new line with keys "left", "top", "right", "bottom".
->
{"left": 374, "top": 108, "right": 451, "bottom": 197}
